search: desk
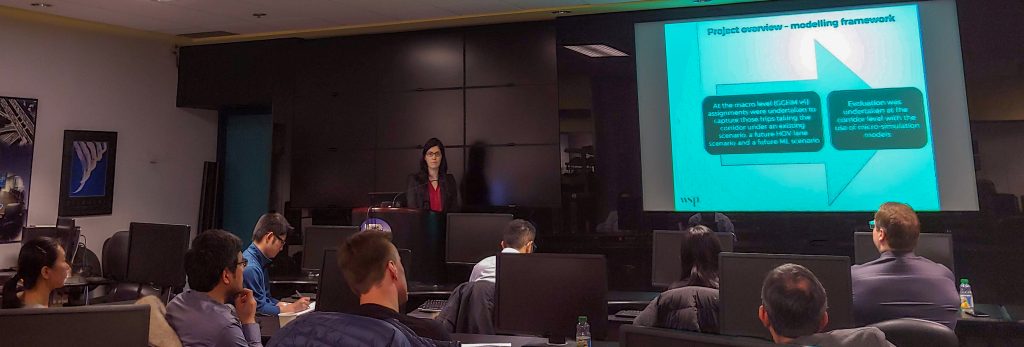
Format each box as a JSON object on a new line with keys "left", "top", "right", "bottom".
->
{"left": 452, "top": 333, "right": 618, "bottom": 347}
{"left": 956, "top": 304, "right": 1024, "bottom": 346}
{"left": 269, "top": 275, "right": 319, "bottom": 285}
{"left": 61, "top": 276, "right": 114, "bottom": 306}
{"left": 607, "top": 291, "right": 658, "bottom": 307}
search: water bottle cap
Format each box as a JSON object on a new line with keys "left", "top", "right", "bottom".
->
{"left": 960, "top": 279, "right": 968, "bottom": 284}
{"left": 578, "top": 316, "right": 587, "bottom": 323}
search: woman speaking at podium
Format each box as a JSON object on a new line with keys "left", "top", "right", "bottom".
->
{"left": 406, "top": 138, "right": 458, "bottom": 212}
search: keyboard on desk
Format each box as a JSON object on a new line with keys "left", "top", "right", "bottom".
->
{"left": 417, "top": 299, "right": 447, "bottom": 313}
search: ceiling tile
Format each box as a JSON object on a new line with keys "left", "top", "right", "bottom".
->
{"left": 427, "top": 0, "right": 519, "bottom": 16}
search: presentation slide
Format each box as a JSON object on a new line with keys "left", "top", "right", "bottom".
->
{"left": 637, "top": 0, "right": 977, "bottom": 212}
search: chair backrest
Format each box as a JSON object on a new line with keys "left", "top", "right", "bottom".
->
{"left": 0, "top": 304, "right": 150, "bottom": 347}
{"left": 620, "top": 325, "right": 779, "bottom": 347}
{"left": 72, "top": 245, "right": 102, "bottom": 277}
{"left": 868, "top": 318, "right": 958, "bottom": 347}
{"left": 102, "top": 231, "right": 130, "bottom": 280}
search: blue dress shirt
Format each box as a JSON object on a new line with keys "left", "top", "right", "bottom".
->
{"left": 243, "top": 243, "right": 280, "bottom": 315}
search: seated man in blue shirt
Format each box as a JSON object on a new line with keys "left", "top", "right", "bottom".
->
{"left": 852, "top": 202, "right": 959, "bottom": 329}
{"left": 166, "top": 229, "right": 262, "bottom": 347}
{"left": 242, "top": 213, "right": 309, "bottom": 315}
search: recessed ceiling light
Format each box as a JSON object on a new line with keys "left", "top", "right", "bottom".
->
{"left": 252, "top": 12, "right": 267, "bottom": 18}
{"left": 564, "top": 44, "right": 629, "bottom": 58}
{"left": 30, "top": 2, "right": 53, "bottom": 7}
{"left": 552, "top": 10, "right": 572, "bottom": 15}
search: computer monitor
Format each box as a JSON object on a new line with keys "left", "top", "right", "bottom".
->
{"left": 22, "top": 225, "right": 80, "bottom": 262}
{"left": 719, "top": 252, "right": 852, "bottom": 340}
{"left": 126, "top": 222, "right": 190, "bottom": 288}
{"left": 652, "top": 230, "right": 735, "bottom": 288}
{"left": 316, "top": 249, "right": 360, "bottom": 313}
{"left": 445, "top": 213, "right": 514, "bottom": 264}
{"left": 303, "top": 226, "right": 360, "bottom": 272}
{"left": 495, "top": 253, "right": 608, "bottom": 344}
{"left": 368, "top": 192, "right": 403, "bottom": 207}
{"left": 0, "top": 304, "right": 150, "bottom": 347}
{"left": 853, "top": 232, "right": 954, "bottom": 272}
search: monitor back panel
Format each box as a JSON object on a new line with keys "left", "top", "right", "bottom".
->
{"left": 0, "top": 304, "right": 150, "bottom": 347}
{"left": 303, "top": 225, "right": 360, "bottom": 271}
{"left": 446, "top": 213, "right": 513, "bottom": 264}
{"left": 126, "top": 222, "right": 190, "bottom": 287}
{"left": 495, "top": 253, "right": 608, "bottom": 341}
{"left": 719, "top": 252, "right": 852, "bottom": 340}
{"left": 316, "top": 249, "right": 360, "bottom": 313}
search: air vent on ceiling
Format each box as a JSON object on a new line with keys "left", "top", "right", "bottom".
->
{"left": 177, "top": 31, "right": 238, "bottom": 39}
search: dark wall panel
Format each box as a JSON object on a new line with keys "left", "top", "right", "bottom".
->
{"left": 466, "top": 22, "right": 557, "bottom": 86}
{"left": 376, "top": 90, "right": 465, "bottom": 149}
{"left": 480, "top": 145, "right": 561, "bottom": 207}
{"left": 292, "top": 93, "right": 379, "bottom": 152}
{"left": 295, "top": 37, "right": 387, "bottom": 95}
{"left": 377, "top": 32, "right": 465, "bottom": 91}
{"left": 466, "top": 85, "right": 558, "bottom": 145}
{"left": 291, "top": 150, "right": 374, "bottom": 207}
{"left": 374, "top": 148, "right": 465, "bottom": 194}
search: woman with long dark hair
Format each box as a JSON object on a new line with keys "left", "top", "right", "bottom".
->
{"left": 2, "top": 237, "right": 71, "bottom": 309}
{"left": 672, "top": 225, "right": 722, "bottom": 289}
{"left": 406, "top": 138, "right": 458, "bottom": 212}
{"left": 634, "top": 225, "right": 723, "bottom": 333}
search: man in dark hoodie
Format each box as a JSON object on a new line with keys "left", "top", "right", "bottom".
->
{"left": 759, "top": 264, "right": 895, "bottom": 347}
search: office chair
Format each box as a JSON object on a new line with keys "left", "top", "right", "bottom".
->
{"left": 868, "top": 318, "right": 958, "bottom": 347}
{"left": 95, "top": 231, "right": 156, "bottom": 303}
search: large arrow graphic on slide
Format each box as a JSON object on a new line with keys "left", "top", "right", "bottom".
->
{"left": 715, "top": 41, "right": 876, "bottom": 205}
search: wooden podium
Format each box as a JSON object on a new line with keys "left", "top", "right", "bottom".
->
{"left": 351, "top": 207, "right": 445, "bottom": 284}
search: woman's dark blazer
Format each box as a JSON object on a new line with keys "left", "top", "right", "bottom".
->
{"left": 406, "top": 173, "right": 458, "bottom": 212}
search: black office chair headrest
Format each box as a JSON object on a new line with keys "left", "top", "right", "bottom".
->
{"left": 868, "top": 318, "right": 957, "bottom": 347}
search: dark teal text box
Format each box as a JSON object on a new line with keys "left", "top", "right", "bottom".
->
{"left": 703, "top": 92, "right": 824, "bottom": 155}
{"left": 828, "top": 87, "right": 927, "bottom": 150}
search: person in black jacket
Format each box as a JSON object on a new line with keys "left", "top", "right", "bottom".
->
{"left": 406, "top": 138, "right": 458, "bottom": 212}
{"left": 634, "top": 225, "right": 723, "bottom": 332}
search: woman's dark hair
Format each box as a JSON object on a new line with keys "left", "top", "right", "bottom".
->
{"left": 416, "top": 138, "right": 448, "bottom": 182}
{"left": 3, "top": 237, "right": 62, "bottom": 309}
{"left": 676, "top": 225, "right": 722, "bottom": 289}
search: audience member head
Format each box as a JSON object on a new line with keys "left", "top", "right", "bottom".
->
{"left": 2, "top": 237, "right": 69, "bottom": 309}
{"left": 873, "top": 202, "right": 921, "bottom": 253}
{"left": 758, "top": 263, "right": 829, "bottom": 343}
{"left": 338, "top": 230, "right": 408, "bottom": 311}
{"left": 419, "top": 137, "right": 448, "bottom": 177}
{"left": 677, "top": 225, "right": 722, "bottom": 289}
{"left": 184, "top": 229, "right": 246, "bottom": 301}
{"left": 500, "top": 219, "right": 537, "bottom": 254}
{"left": 251, "top": 212, "right": 292, "bottom": 258}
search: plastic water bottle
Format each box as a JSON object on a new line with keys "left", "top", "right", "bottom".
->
{"left": 575, "top": 316, "right": 591, "bottom": 347}
{"left": 959, "top": 278, "right": 975, "bottom": 313}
